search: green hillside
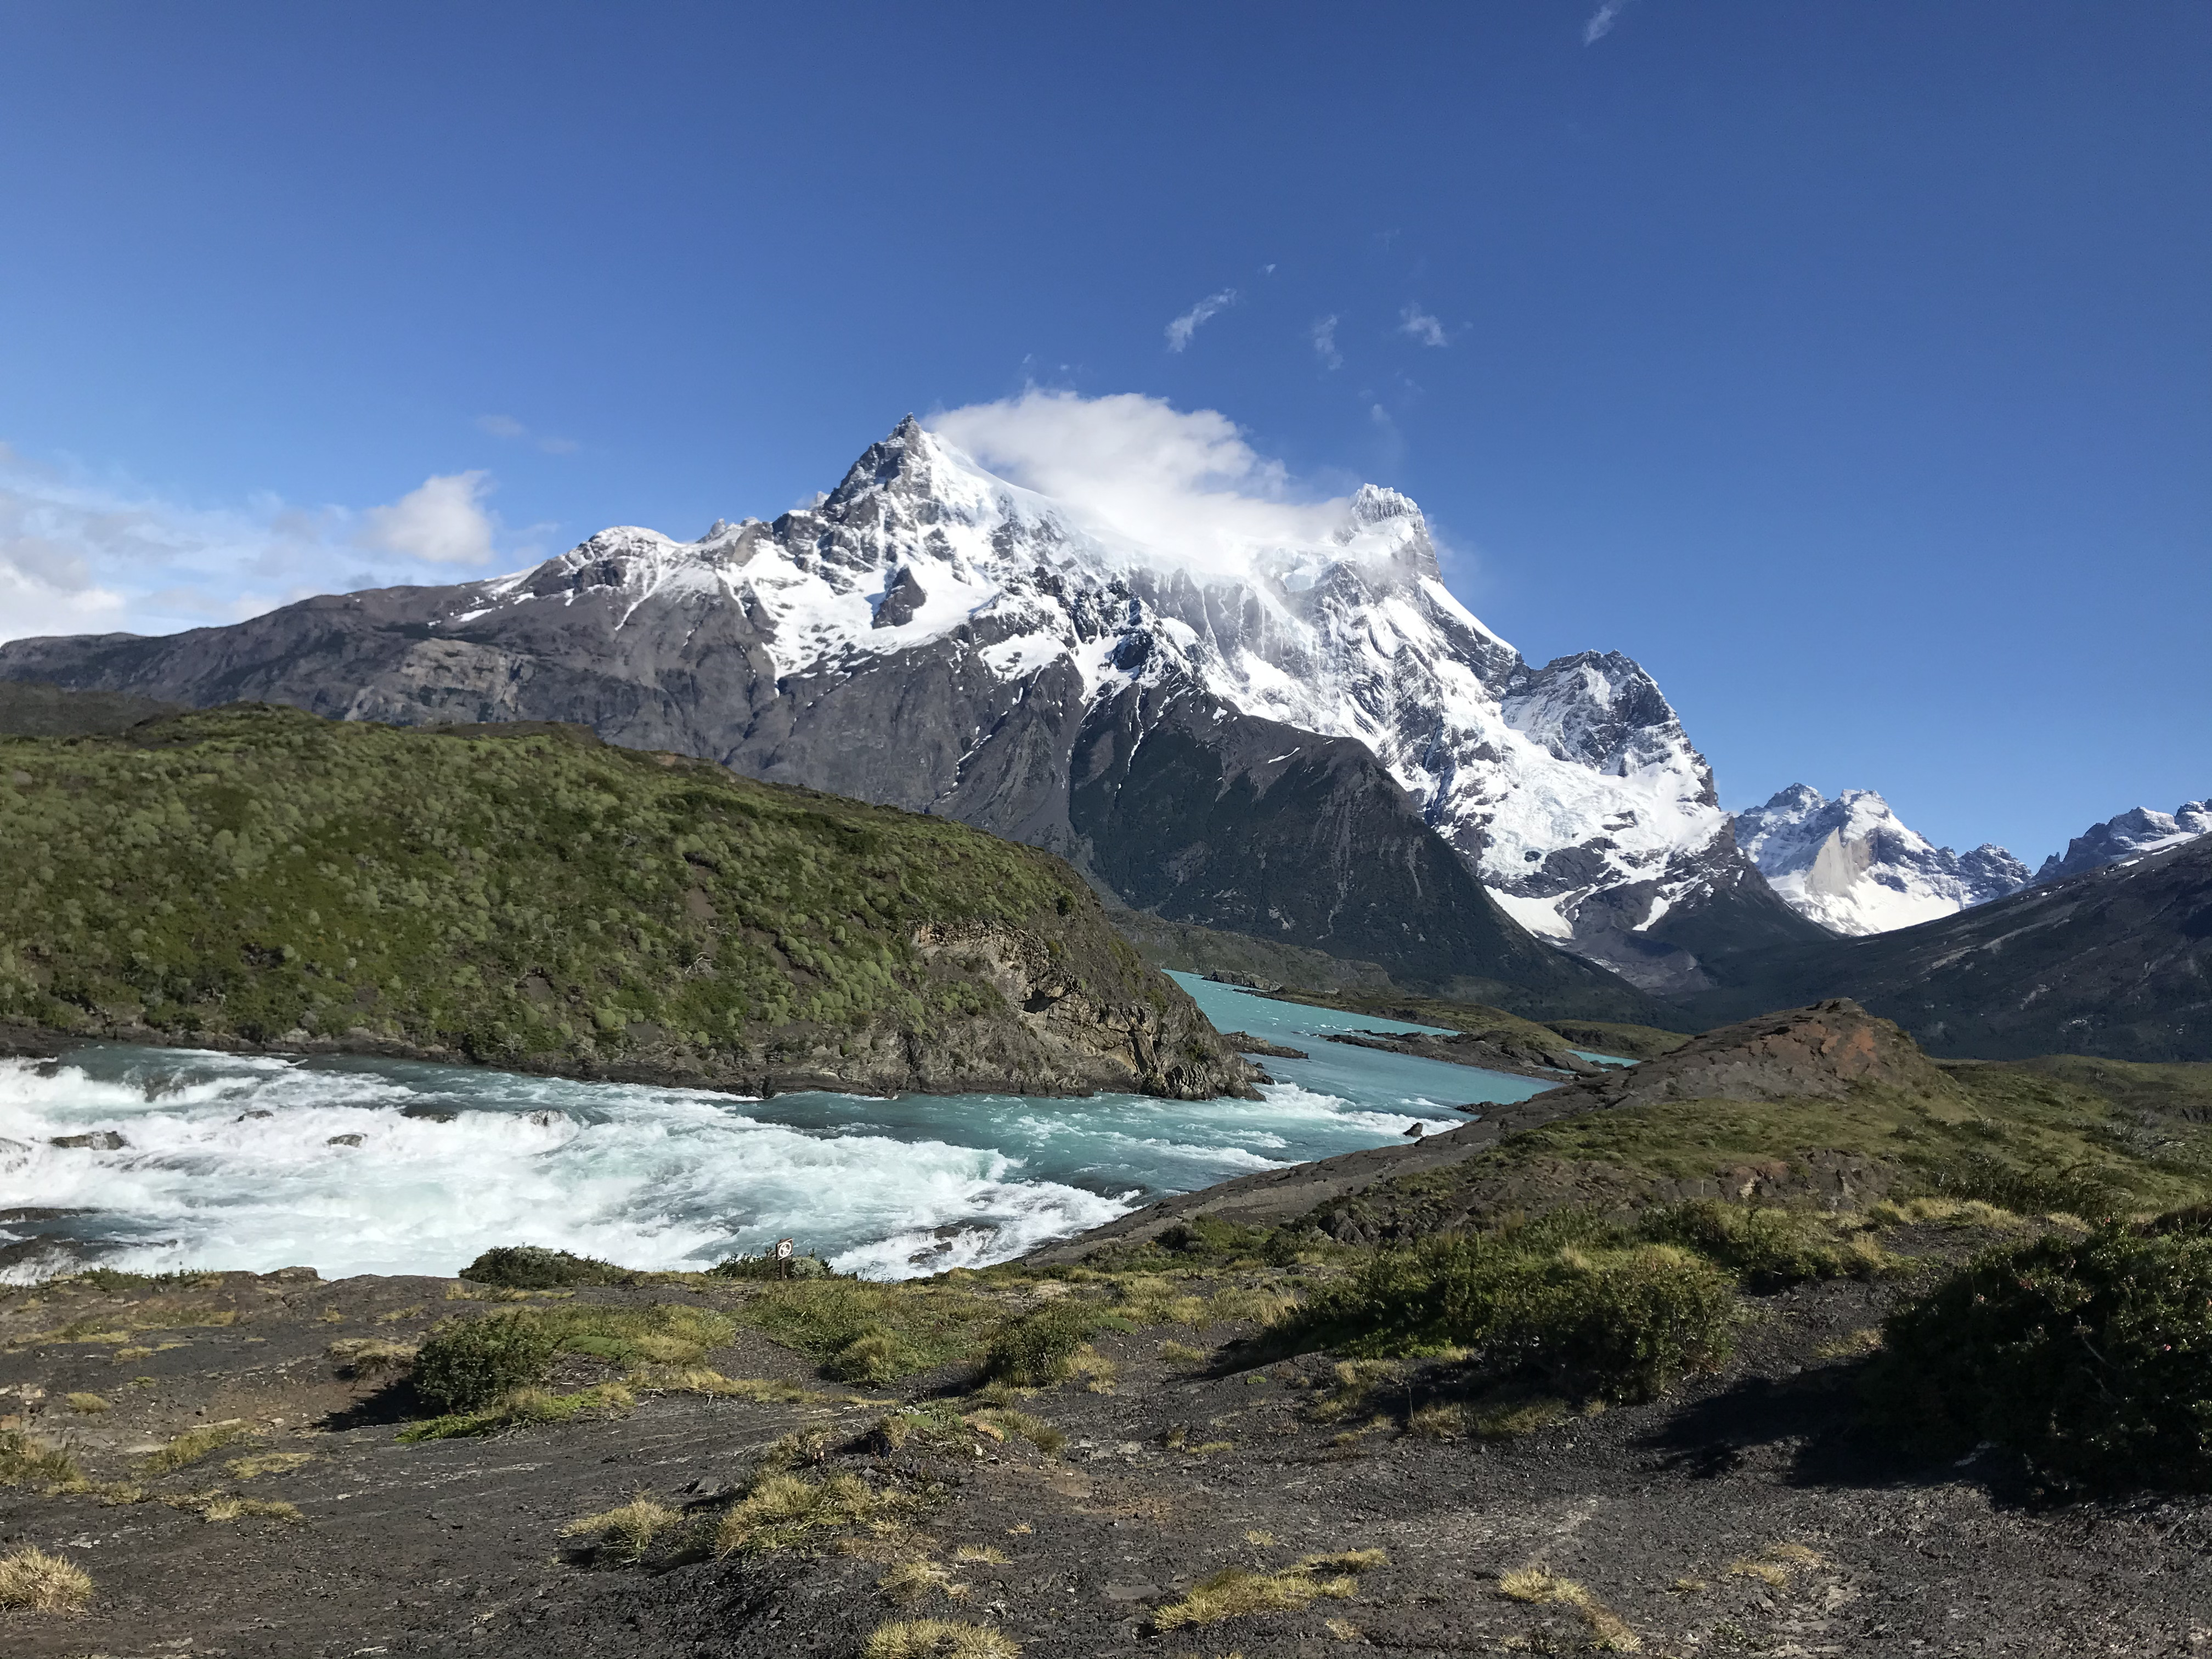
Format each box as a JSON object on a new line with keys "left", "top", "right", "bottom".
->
{"left": 0, "top": 706, "right": 1249, "bottom": 1098}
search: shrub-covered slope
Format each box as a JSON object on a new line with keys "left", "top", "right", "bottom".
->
{"left": 1688, "top": 835, "right": 2212, "bottom": 1060}
{"left": 1028, "top": 1000, "right": 2212, "bottom": 1260}
{"left": 0, "top": 705, "right": 1255, "bottom": 1100}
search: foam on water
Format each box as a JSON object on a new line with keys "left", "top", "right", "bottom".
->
{"left": 0, "top": 977, "right": 1570, "bottom": 1282}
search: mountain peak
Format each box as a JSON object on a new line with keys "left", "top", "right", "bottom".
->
{"left": 1733, "top": 786, "right": 2025, "bottom": 935}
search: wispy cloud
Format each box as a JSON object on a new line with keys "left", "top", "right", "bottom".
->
{"left": 1310, "top": 315, "right": 1342, "bottom": 370}
{"left": 1398, "top": 305, "right": 1450, "bottom": 348}
{"left": 931, "top": 388, "right": 1374, "bottom": 582}
{"left": 0, "top": 445, "right": 547, "bottom": 643}
{"left": 477, "top": 412, "right": 579, "bottom": 455}
{"left": 1165, "top": 288, "right": 1238, "bottom": 353}
{"left": 1583, "top": 0, "right": 1633, "bottom": 43}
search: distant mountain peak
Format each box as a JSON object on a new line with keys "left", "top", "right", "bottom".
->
{"left": 2036, "top": 799, "right": 2212, "bottom": 883}
{"left": 1733, "top": 785, "right": 2028, "bottom": 935}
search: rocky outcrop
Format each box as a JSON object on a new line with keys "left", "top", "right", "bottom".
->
{"left": 1530, "top": 997, "right": 1951, "bottom": 1112}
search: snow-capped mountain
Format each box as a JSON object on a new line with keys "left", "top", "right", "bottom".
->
{"left": 2036, "top": 800, "right": 2212, "bottom": 884}
{"left": 1732, "top": 785, "right": 2030, "bottom": 936}
{"left": 0, "top": 416, "right": 1811, "bottom": 998}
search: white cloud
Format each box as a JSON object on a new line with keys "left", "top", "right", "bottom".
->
{"left": 929, "top": 389, "right": 1369, "bottom": 581}
{"left": 0, "top": 444, "right": 541, "bottom": 644}
{"left": 1310, "top": 315, "right": 1342, "bottom": 370}
{"left": 1165, "top": 288, "right": 1237, "bottom": 352}
{"left": 1584, "top": 0, "right": 1632, "bottom": 43}
{"left": 1398, "top": 305, "right": 1449, "bottom": 348}
{"left": 358, "top": 471, "right": 499, "bottom": 565}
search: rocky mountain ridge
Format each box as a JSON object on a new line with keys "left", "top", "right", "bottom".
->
{"left": 0, "top": 418, "right": 1814, "bottom": 1003}
{"left": 2036, "top": 798, "right": 2212, "bottom": 883}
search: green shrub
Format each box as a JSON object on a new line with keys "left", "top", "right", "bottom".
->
{"left": 980, "top": 1302, "right": 1107, "bottom": 1387}
{"left": 709, "top": 1250, "right": 836, "bottom": 1280}
{"left": 412, "top": 1312, "right": 562, "bottom": 1412}
{"left": 736, "top": 1279, "right": 1002, "bottom": 1382}
{"left": 1863, "top": 1211, "right": 2212, "bottom": 1492}
{"left": 827, "top": 1325, "right": 919, "bottom": 1384}
{"left": 1638, "top": 1200, "right": 1888, "bottom": 1290}
{"left": 1917, "top": 1152, "right": 2130, "bottom": 1221}
{"left": 1269, "top": 1214, "right": 1736, "bottom": 1402}
{"left": 459, "top": 1245, "right": 634, "bottom": 1289}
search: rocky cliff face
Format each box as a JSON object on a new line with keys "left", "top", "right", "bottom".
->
{"left": 1733, "top": 785, "right": 2029, "bottom": 935}
{"left": 0, "top": 418, "right": 1807, "bottom": 1001}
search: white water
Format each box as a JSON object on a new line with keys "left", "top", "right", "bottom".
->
{"left": 0, "top": 974, "right": 1567, "bottom": 1282}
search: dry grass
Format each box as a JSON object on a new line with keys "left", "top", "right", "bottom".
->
{"left": 137, "top": 1420, "right": 253, "bottom": 1474}
{"left": 952, "top": 1544, "right": 1009, "bottom": 1564}
{"left": 1306, "top": 1359, "right": 1398, "bottom": 1424}
{"left": 1324, "top": 1617, "right": 1361, "bottom": 1640}
{"left": 878, "top": 1558, "right": 967, "bottom": 1605}
{"left": 1158, "top": 1340, "right": 1211, "bottom": 1370}
{"left": 625, "top": 1365, "right": 821, "bottom": 1402}
{"left": 1814, "top": 1328, "right": 1885, "bottom": 1361}
{"left": 1868, "top": 1197, "right": 2021, "bottom": 1229}
{"left": 63, "top": 1392, "right": 110, "bottom": 1413}
{"left": 325, "top": 1337, "right": 419, "bottom": 1375}
{"left": 862, "top": 1620, "right": 1020, "bottom": 1658}
{"left": 1152, "top": 1566, "right": 1357, "bottom": 1630}
{"left": 1472, "top": 1395, "right": 1570, "bottom": 1440}
{"left": 225, "top": 1452, "right": 316, "bottom": 1479}
{"left": 1495, "top": 1565, "right": 1641, "bottom": 1651}
{"left": 561, "top": 1494, "right": 684, "bottom": 1562}
{"left": 197, "top": 1496, "right": 303, "bottom": 1523}
{"left": 1300, "top": 1549, "right": 1387, "bottom": 1573}
{"left": 398, "top": 1381, "right": 635, "bottom": 1442}
{"left": 714, "top": 1470, "right": 910, "bottom": 1557}
{"left": 1066, "top": 1347, "right": 1118, "bottom": 1393}
{"left": 1729, "top": 1542, "right": 1824, "bottom": 1587}
{"left": 0, "top": 1545, "right": 94, "bottom": 1613}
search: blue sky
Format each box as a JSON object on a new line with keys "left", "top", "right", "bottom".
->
{"left": 1, "top": 1, "right": 2205, "bottom": 866}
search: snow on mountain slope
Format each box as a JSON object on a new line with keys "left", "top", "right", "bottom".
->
{"left": 2035, "top": 800, "right": 2212, "bottom": 883}
{"left": 0, "top": 415, "right": 1788, "bottom": 995}
{"left": 462, "top": 420, "right": 1740, "bottom": 973}
{"left": 1732, "top": 785, "right": 2030, "bottom": 936}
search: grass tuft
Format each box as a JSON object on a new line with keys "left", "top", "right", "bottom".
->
{"left": 713, "top": 1470, "right": 912, "bottom": 1557}
{"left": 561, "top": 1493, "right": 684, "bottom": 1562}
{"left": 0, "top": 1545, "right": 94, "bottom": 1613}
{"left": 63, "top": 1392, "right": 111, "bottom": 1413}
{"left": 225, "top": 1452, "right": 316, "bottom": 1479}
{"left": 862, "top": 1620, "right": 1020, "bottom": 1658}
{"left": 1152, "top": 1565, "right": 1357, "bottom": 1629}
{"left": 878, "top": 1558, "right": 966, "bottom": 1605}
{"left": 137, "top": 1420, "right": 253, "bottom": 1474}
{"left": 399, "top": 1381, "right": 635, "bottom": 1441}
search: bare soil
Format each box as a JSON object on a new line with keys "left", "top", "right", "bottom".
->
{"left": 4, "top": 1260, "right": 2206, "bottom": 1657}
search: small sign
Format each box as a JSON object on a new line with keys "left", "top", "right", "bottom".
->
{"left": 774, "top": 1238, "right": 795, "bottom": 1260}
